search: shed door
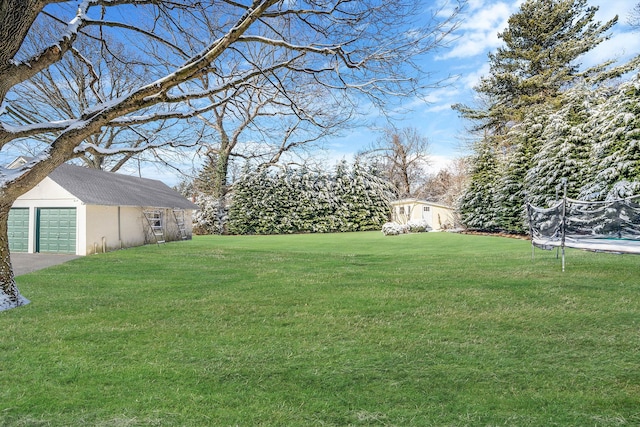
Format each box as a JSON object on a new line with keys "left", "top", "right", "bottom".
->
{"left": 37, "top": 208, "right": 76, "bottom": 254}
{"left": 8, "top": 208, "right": 29, "bottom": 253}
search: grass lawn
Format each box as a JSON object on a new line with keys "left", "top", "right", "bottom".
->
{"left": 1, "top": 231, "right": 639, "bottom": 426}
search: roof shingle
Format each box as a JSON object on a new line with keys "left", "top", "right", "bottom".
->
{"left": 49, "top": 164, "right": 198, "bottom": 210}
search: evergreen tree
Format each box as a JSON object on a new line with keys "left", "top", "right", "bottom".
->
{"left": 226, "top": 162, "right": 392, "bottom": 235}
{"left": 192, "top": 153, "right": 229, "bottom": 234}
{"left": 332, "top": 160, "right": 352, "bottom": 232}
{"left": 455, "top": 0, "right": 617, "bottom": 133}
{"left": 458, "top": 141, "right": 501, "bottom": 231}
{"left": 580, "top": 75, "right": 640, "bottom": 199}
{"left": 526, "top": 81, "right": 595, "bottom": 206}
{"left": 356, "top": 163, "right": 396, "bottom": 230}
{"left": 454, "top": 0, "right": 635, "bottom": 231}
{"left": 495, "top": 105, "right": 549, "bottom": 232}
{"left": 343, "top": 162, "right": 394, "bottom": 231}
{"left": 194, "top": 153, "right": 220, "bottom": 196}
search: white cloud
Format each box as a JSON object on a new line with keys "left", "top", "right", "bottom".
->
{"left": 428, "top": 154, "right": 455, "bottom": 173}
{"left": 459, "top": 62, "right": 490, "bottom": 90}
{"left": 426, "top": 103, "right": 455, "bottom": 113}
{"left": 424, "top": 86, "right": 461, "bottom": 103}
{"left": 579, "top": 30, "right": 640, "bottom": 69}
{"left": 591, "top": 0, "right": 635, "bottom": 26}
{"left": 438, "top": 0, "right": 523, "bottom": 60}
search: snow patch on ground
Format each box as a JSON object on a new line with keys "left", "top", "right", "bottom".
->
{"left": 0, "top": 293, "right": 30, "bottom": 312}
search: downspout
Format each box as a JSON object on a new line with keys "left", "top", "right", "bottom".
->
{"left": 118, "top": 206, "right": 122, "bottom": 249}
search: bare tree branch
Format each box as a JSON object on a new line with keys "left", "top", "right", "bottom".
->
{"left": 0, "top": 0, "right": 466, "bottom": 305}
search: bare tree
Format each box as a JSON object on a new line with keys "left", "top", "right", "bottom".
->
{"left": 192, "top": 56, "right": 351, "bottom": 233}
{"left": 630, "top": 2, "right": 640, "bottom": 31}
{"left": 0, "top": 0, "right": 464, "bottom": 310}
{"left": 361, "top": 127, "right": 431, "bottom": 198}
{"left": 6, "top": 26, "right": 191, "bottom": 172}
{"left": 416, "top": 157, "right": 469, "bottom": 206}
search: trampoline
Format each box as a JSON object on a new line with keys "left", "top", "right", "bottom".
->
{"left": 527, "top": 187, "right": 640, "bottom": 271}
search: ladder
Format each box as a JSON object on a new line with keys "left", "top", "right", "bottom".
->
{"left": 173, "top": 209, "right": 188, "bottom": 240}
{"left": 143, "top": 209, "right": 165, "bottom": 244}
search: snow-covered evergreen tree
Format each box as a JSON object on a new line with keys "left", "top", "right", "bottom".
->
{"left": 226, "top": 162, "right": 392, "bottom": 234}
{"left": 357, "top": 163, "right": 396, "bottom": 230}
{"left": 495, "top": 106, "right": 549, "bottom": 232}
{"left": 454, "top": 0, "right": 637, "bottom": 233}
{"left": 458, "top": 141, "right": 501, "bottom": 231}
{"left": 227, "top": 169, "right": 268, "bottom": 235}
{"left": 344, "top": 162, "right": 394, "bottom": 231}
{"left": 333, "top": 160, "right": 355, "bottom": 231}
{"left": 526, "top": 81, "right": 596, "bottom": 207}
{"left": 191, "top": 155, "right": 226, "bottom": 234}
{"left": 580, "top": 75, "right": 640, "bottom": 200}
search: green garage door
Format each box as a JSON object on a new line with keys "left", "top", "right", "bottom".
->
{"left": 37, "top": 208, "right": 76, "bottom": 254}
{"left": 8, "top": 208, "right": 29, "bottom": 252}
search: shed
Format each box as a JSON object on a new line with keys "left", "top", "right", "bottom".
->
{"left": 8, "top": 160, "right": 198, "bottom": 255}
{"left": 390, "top": 198, "right": 456, "bottom": 231}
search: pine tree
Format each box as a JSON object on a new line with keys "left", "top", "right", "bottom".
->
{"left": 496, "top": 105, "right": 549, "bottom": 232}
{"left": 226, "top": 170, "right": 259, "bottom": 235}
{"left": 526, "top": 81, "right": 595, "bottom": 206}
{"left": 458, "top": 140, "right": 501, "bottom": 231}
{"left": 580, "top": 75, "right": 640, "bottom": 199}
{"left": 194, "top": 154, "right": 220, "bottom": 195}
{"left": 455, "top": 0, "right": 628, "bottom": 230}
{"left": 225, "top": 162, "right": 392, "bottom": 234}
{"left": 345, "top": 162, "right": 394, "bottom": 231}
{"left": 456, "top": 0, "right": 617, "bottom": 132}
{"left": 192, "top": 153, "right": 232, "bottom": 234}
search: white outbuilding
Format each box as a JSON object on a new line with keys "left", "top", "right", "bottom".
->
{"left": 390, "top": 198, "right": 456, "bottom": 231}
{"left": 8, "top": 159, "right": 198, "bottom": 255}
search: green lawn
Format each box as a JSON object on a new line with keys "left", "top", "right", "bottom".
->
{"left": 1, "top": 232, "right": 639, "bottom": 426}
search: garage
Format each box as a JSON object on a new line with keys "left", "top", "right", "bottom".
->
{"left": 37, "top": 208, "right": 76, "bottom": 254}
{"left": 8, "top": 208, "right": 29, "bottom": 252}
{"left": 9, "top": 158, "right": 197, "bottom": 255}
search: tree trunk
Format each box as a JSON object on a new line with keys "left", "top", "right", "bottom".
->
{"left": 0, "top": 204, "right": 29, "bottom": 311}
{"left": 214, "top": 150, "right": 230, "bottom": 235}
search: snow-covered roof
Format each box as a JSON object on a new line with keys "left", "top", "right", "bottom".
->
{"left": 48, "top": 163, "right": 198, "bottom": 210}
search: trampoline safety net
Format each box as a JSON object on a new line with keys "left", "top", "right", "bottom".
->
{"left": 527, "top": 195, "right": 640, "bottom": 269}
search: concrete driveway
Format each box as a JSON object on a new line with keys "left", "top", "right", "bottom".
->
{"left": 10, "top": 253, "right": 80, "bottom": 276}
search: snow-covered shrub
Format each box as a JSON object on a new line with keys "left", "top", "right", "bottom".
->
{"left": 193, "top": 194, "right": 229, "bottom": 235}
{"left": 406, "top": 219, "right": 432, "bottom": 233}
{"left": 382, "top": 222, "right": 407, "bottom": 236}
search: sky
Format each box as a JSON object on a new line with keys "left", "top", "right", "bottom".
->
{"left": 2, "top": 0, "right": 638, "bottom": 187}
{"left": 316, "top": 0, "right": 640, "bottom": 178}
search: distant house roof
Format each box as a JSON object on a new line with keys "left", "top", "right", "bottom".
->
{"left": 47, "top": 163, "right": 198, "bottom": 210}
{"left": 391, "top": 198, "right": 453, "bottom": 210}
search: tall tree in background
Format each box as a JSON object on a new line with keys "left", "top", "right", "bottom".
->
{"left": 417, "top": 158, "right": 469, "bottom": 207}
{"left": 455, "top": 0, "right": 617, "bottom": 134}
{"left": 360, "top": 127, "right": 430, "bottom": 198}
{"left": 457, "top": 140, "right": 500, "bottom": 231}
{"left": 495, "top": 105, "right": 549, "bottom": 232}
{"left": 525, "top": 81, "right": 597, "bottom": 206}
{"left": 0, "top": 0, "right": 465, "bottom": 310}
{"left": 579, "top": 75, "right": 640, "bottom": 200}
{"left": 630, "top": 2, "right": 640, "bottom": 31}
{"left": 456, "top": 0, "right": 637, "bottom": 231}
